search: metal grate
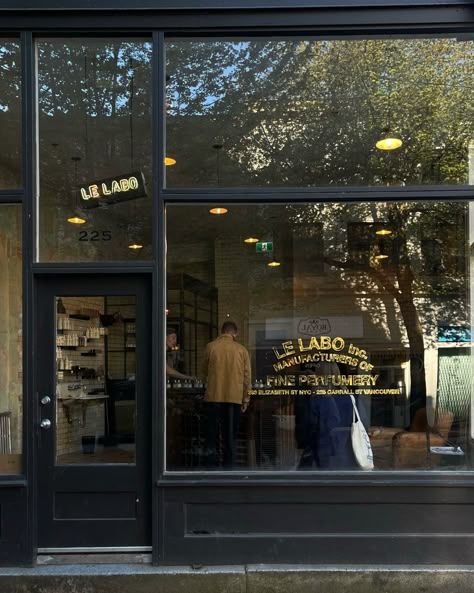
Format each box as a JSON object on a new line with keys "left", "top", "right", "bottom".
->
{"left": 0, "top": 411, "right": 12, "bottom": 454}
{"left": 437, "top": 349, "right": 471, "bottom": 423}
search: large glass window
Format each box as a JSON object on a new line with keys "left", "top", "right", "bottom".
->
{"left": 0, "top": 206, "right": 22, "bottom": 474}
{"left": 0, "top": 39, "right": 21, "bottom": 188}
{"left": 37, "top": 39, "right": 152, "bottom": 262}
{"left": 166, "top": 37, "right": 474, "bottom": 188}
{"left": 166, "top": 201, "right": 474, "bottom": 472}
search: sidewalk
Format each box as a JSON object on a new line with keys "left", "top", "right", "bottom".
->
{"left": 1, "top": 564, "right": 474, "bottom": 593}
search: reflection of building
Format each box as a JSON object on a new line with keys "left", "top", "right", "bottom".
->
{"left": 2, "top": 4, "right": 474, "bottom": 590}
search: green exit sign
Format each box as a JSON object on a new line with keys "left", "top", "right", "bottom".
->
{"left": 256, "top": 241, "right": 273, "bottom": 253}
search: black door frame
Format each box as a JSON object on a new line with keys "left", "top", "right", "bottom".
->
{"left": 35, "top": 273, "right": 152, "bottom": 551}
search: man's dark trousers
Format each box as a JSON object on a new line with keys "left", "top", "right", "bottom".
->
{"left": 205, "top": 402, "right": 241, "bottom": 467}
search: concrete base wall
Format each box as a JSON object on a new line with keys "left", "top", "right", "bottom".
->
{"left": 1, "top": 565, "right": 474, "bottom": 593}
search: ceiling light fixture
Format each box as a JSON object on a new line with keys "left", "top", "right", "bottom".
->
{"left": 267, "top": 259, "right": 281, "bottom": 267}
{"left": 67, "top": 215, "right": 86, "bottom": 225}
{"left": 244, "top": 237, "right": 259, "bottom": 243}
{"left": 375, "top": 228, "right": 393, "bottom": 236}
{"left": 210, "top": 207, "right": 228, "bottom": 215}
{"left": 374, "top": 254, "right": 389, "bottom": 260}
{"left": 376, "top": 76, "right": 402, "bottom": 151}
{"left": 128, "top": 243, "right": 143, "bottom": 250}
{"left": 376, "top": 134, "right": 402, "bottom": 151}
{"left": 165, "top": 157, "right": 176, "bottom": 166}
{"left": 68, "top": 156, "right": 87, "bottom": 224}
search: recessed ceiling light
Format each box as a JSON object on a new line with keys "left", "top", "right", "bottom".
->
{"left": 210, "top": 207, "right": 228, "bottom": 215}
{"left": 244, "top": 237, "right": 259, "bottom": 243}
{"left": 374, "top": 254, "right": 389, "bottom": 260}
{"left": 375, "top": 229, "right": 393, "bottom": 236}
{"left": 128, "top": 244, "right": 143, "bottom": 250}
{"left": 267, "top": 260, "right": 281, "bottom": 267}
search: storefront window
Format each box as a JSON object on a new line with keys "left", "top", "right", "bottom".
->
{"left": 0, "top": 206, "right": 22, "bottom": 474}
{"left": 0, "top": 39, "right": 21, "bottom": 188}
{"left": 37, "top": 39, "right": 152, "bottom": 262}
{"left": 166, "top": 201, "right": 474, "bottom": 472}
{"left": 166, "top": 37, "right": 474, "bottom": 188}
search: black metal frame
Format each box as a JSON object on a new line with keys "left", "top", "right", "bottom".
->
{"left": 0, "top": 0, "right": 473, "bottom": 566}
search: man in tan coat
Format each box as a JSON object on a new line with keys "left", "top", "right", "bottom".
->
{"left": 202, "top": 321, "right": 251, "bottom": 468}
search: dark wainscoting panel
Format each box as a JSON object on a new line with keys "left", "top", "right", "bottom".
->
{"left": 160, "top": 484, "right": 474, "bottom": 565}
{"left": 0, "top": 488, "right": 30, "bottom": 566}
{"left": 54, "top": 491, "right": 137, "bottom": 520}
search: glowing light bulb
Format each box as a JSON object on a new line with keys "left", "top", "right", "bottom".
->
{"left": 67, "top": 216, "right": 86, "bottom": 224}
{"left": 376, "top": 137, "right": 402, "bottom": 150}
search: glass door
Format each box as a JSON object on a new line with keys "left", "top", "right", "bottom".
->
{"left": 36, "top": 275, "right": 151, "bottom": 550}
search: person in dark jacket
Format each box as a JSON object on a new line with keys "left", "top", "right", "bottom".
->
{"left": 309, "top": 393, "right": 370, "bottom": 469}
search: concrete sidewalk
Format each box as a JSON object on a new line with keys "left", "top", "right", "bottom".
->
{"left": 1, "top": 565, "right": 474, "bottom": 593}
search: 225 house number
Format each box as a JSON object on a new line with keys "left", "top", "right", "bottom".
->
{"left": 79, "top": 231, "right": 112, "bottom": 242}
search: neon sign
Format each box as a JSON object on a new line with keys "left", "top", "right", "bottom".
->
{"left": 79, "top": 171, "right": 147, "bottom": 209}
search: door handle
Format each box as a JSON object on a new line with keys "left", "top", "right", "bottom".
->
{"left": 40, "top": 419, "right": 52, "bottom": 429}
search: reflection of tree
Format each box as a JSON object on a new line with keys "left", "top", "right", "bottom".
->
{"left": 0, "top": 41, "right": 21, "bottom": 187}
{"left": 167, "top": 38, "right": 474, "bottom": 186}
{"left": 288, "top": 201, "right": 468, "bottom": 419}
{"left": 167, "top": 39, "right": 472, "bottom": 419}
{"left": 36, "top": 40, "right": 152, "bottom": 261}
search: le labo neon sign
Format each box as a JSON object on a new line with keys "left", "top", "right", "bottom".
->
{"left": 79, "top": 171, "right": 147, "bottom": 209}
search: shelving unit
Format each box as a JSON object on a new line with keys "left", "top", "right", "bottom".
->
{"left": 103, "top": 298, "right": 136, "bottom": 380}
{"left": 167, "top": 273, "right": 218, "bottom": 376}
{"left": 54, "top": 299, "right": 108, "bottom": 458}
{"left": 56, "top": 311, "right": 105, "bottom": 375}
{"left": 166, "top": 274, "right": 218, "bottom": 469}
{"left": 103, "top": 298, "right": 136, "bottom": 445}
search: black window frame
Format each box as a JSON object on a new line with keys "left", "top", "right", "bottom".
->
{"left": 3, "top": 1, "right": 474, "bottom": 499}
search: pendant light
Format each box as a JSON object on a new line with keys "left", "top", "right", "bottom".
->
{"left": 68, "top": 156, "right": 87, "bottom": 225}
{"left": 374, "top": 236, "right": 390, "bottom": 261}
{"left": 375, "top": 76, "right": 402, "bottom": 151}
{"left": 266, "top": 223, "right": 280, "bottom": 267}
{"left": 213, "top": 141, "right": 223, "bottom": 186}
{"left": 126, "top": 58, "right": 144, "bottom": 252}
{"left": 164, "top": 76, "right": 177, "bottom": 168}
{"left": 67, "top": 215, "right": 86, "bottom": 225}
{"left": 375, "top": 227, "right": 393, "bottom": 236}
{"left": 376, "top": 131, "right": 402, "bottom": 151}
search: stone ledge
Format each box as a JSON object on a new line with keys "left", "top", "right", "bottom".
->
{"left": 247, "top": 566, "right": 474, "bottom": 593}
{"left": 1, "top": 565, "right": 474, "bottom": 593}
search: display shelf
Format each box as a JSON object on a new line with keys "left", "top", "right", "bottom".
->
{"left": 167, "top": 273, "right": 218, "bottom": 376}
